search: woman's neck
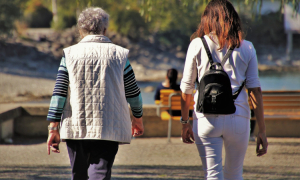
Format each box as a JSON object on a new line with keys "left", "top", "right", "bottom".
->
{"left": 162, "top": 80, "right": 170, "bottom": 88}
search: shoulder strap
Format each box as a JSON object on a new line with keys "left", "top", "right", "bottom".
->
{"left": 201, "top": 36, "right": 235, "bottom": 66}
{"left": 232, "top": 80, "right": 246, "bottom": 100}
{"left": 221, "top": 46, "right": 234, "bottom": 66}
{"left": 200, "top": 36, "right": 244, "bottom": 100}
{"left": 200, "top": 37, "right": 214, "bottom": 65}
{"left": 195, "top": 61, "right": 199, "bottom": 86}
{"left": 220, "top": 45, "right": 242, "bottom": 100}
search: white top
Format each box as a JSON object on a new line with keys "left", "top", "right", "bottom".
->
{"left": 180, "top": 34, "right": 261, "bottom": 119}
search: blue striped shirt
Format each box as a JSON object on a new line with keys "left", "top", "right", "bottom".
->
{"left": 47, "top": 57, "right": 143, "bottom": 122}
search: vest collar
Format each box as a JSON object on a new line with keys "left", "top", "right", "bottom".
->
{"left": 79, "top": 35, "right": 112, "bottom": 43}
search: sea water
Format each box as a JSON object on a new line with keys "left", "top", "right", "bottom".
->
{"left": 138, "top": 72, "right": 300, "bottom": 104}
{"left": 28, "top": 72, "right": 300, "bottom": 105}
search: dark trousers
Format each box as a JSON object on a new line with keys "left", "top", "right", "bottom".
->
{"left": 250, "top": 120, "right": 256, "bottom": 134}
{"left": 250, "top": 110, "right": 256, "bottom": 134}
{"left": 66, "top": 139, "right": 119, "bottom": 180}
{"left": 169, "top": 110, "right": 194, "bottom": 116}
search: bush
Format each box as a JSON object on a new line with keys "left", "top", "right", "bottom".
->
{"left": 0, "top": 1, "right": 20, "bottom": 36}
{"left": 113, "top": 10, "right": 148, "bottom": 41}
{"left": 25, "top": 5, "right": 53, "bottom": 28}
{"left": 51, "top": 15, "right": 77, "bottom": 30}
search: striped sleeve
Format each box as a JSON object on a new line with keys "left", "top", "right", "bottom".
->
{"left": 124, "top": 59, "right": 143, "bottom": 118}
{"left": 47, "top": 56, "right": 69, "bottom": 122}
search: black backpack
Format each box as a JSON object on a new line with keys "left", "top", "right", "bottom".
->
{"left": 196, "top": 37, "right": 245, "bottom": 114}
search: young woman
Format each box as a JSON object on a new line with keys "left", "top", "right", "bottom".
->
{"left": 180, "top": 0, "right": 268, "bottom": 179}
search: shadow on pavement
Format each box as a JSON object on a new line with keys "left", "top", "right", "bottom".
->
{"left": 1, "top": 165, "right": 300, "bottom": 180}
{"left": 0, "top": 165, "right": 71, "bottom": 180}
{"left": 243, "top": 165, "right": 300, "bottom": 180}
{"left": 0, "top": 136, "right": 47, "bottom": 146}
{"left": 112, "top": 165, "right": 202, "bottom": 180}
{"left": 267, "top": 141, "right": 300, "bottom": 146}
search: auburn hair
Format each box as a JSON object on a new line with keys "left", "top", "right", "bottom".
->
{"left": 191, "top": 0, "right": 243, "bottom": 49}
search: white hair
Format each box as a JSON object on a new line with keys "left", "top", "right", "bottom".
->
{"left": 77, "top": 7, "right": 109, "bottom": 35}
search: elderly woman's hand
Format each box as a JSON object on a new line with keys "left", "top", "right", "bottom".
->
{"left": 132, "top": 117, "right": 144, "bottom": 137}
{"left": 181, "top": 123, "right": 194, "bottom": 144}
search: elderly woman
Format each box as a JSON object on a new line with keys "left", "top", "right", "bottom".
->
{"left": 46, "top": 7, "right": 144, "bottom": 180}
{"left": 180, "top": 0, "right": 268, "bottom": 179}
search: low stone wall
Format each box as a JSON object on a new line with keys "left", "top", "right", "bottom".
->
{"left": 0, "top": 104, "right": 183, "bottom": 138}
{"left": 1, "top": 104, "right": 300, "bottom": 139}
{"left": 12, "top": 104, "right": 183, "bottom": 138}
{"left": 14, "top": 105, "right": 49, "bottom": 137}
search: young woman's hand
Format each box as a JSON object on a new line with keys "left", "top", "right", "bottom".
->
{"left": 256, "top": 131, "right": 268, "bottom": 156}
{"left": 181, "top": 123, "right": 194, "bottom": 144}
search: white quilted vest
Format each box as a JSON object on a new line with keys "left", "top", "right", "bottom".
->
{"left": 60, "top": 35, "right": 132, "bottom": 143}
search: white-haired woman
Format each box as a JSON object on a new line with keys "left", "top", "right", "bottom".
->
{"left": 46, "top": 7, "right": 144, "bottom": 180}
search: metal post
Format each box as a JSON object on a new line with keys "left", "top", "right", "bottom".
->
{"left": 52, "top": 0, "right": 58, "bottom": 23}
{"left": 167, "top": 116, "right": 172, "bottom": 143}
{"left": 0, "top": 121, "right": 2, "bottom": 142}
{"left": 167, "top": 92, "right": 181, "bottom": 143}
{"left": 286, "top": 32, "right": 293, "bottom": 61}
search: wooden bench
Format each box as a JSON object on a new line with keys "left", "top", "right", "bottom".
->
{"left": 157, "top": 89, "right": 300, "bottom": 140}
{"left": 156, "top": 89, "right": 195, "bottom": 142}
{"left": 249, "top": 90, "right": 300, "bottom": 121}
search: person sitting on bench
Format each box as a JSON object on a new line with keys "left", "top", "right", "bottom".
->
{"left": 155, "top": 68, "right": 192, "bottom": 117}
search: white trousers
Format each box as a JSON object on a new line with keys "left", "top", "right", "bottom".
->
{"left": 193, "top": 114, "right": 250, "bottom": 180}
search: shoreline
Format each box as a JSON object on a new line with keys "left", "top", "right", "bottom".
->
{"left": 1, "top": 66, "right": 300, "bottom": 104}
{"left": 1, "top": 28, "right": 300, "bottom": 103}
{"left": 134, "top": 64, "right": 300, "bottom": 82}
{"left": 257, "top": 64, "right": 300, "bottom": 72}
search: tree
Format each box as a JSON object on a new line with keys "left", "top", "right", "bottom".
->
{"left": 24, "top": 0, "right": 53, "bottom": 28}
{"left": 0, "top": 0, "right": 22, "bottom": 36}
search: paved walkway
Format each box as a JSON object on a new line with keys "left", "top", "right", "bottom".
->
{"left": 0, "top": 137, "right": 300, "bottom": 180}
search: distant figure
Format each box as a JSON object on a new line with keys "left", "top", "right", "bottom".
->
{"left": 155, "top": 68, "right": 192, "bottom": 117}
{"left": 180, "top": 0, "right": 268, "bottom": 179}
{"left": 46, "top": 7, "right": 144, "bottom": 180}
{"left": 154, "top": 68, "right": 180, "bottom": 101}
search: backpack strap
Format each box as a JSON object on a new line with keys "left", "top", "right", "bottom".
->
{"left": 201, "top": 36, "right": 235, "bottom": 67}
{"left": 218, "top": 44, "right": 244, "bottom": 101}
{"left": 221, "top": 46, "right": 235, "bottom": 66}
{"left": 232, "top": 80, "right": 246, "bottom": 100}
{"left": 200, "top": 37, "right": 214, "bottom": 65}
{"left": 200, "top": 36, "right": 244, "bottom": 100}
{"left": 201, "top": 36, "right": 245, "bottom": 100}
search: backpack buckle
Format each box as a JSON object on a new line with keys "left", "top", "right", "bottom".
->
{"left": 212, "top": 95, "right": 216, "bottom": 103}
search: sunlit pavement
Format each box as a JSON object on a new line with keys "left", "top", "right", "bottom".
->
{"left": 0, "top": 137, "right": 300, "bottom": 180}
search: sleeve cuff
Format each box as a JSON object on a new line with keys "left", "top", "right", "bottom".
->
{"left": 180, "top": 84, "right": 194, "bottom": 94}
{"left": 47, "top": 118, "right": 61, "bottom": 122}
{"left": 245, "top": 78, "right": 261, "bottom": 89}
{"left": 132, "top": 113, "right": 143, "bottom": 118}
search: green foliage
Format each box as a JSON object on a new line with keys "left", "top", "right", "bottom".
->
{"left": 50, "top": 0, "right": 82, "bottom": 30}
{"left": 133, "top": 0, "right": 205, "bottom": 50}
{"left": 0, "top": 0, "right": 21, "bottom": 36}
{"left": 113, "top": 9, "right": 148, "bottom": 41}
{"left": 2, "top": 0, "right": 300, "bottom": 49}
{"left": 34, "top": 0, "right": 300, "bottom": 50}
{"left": 51, "top": 15, "right": 76, "bottom": 30}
